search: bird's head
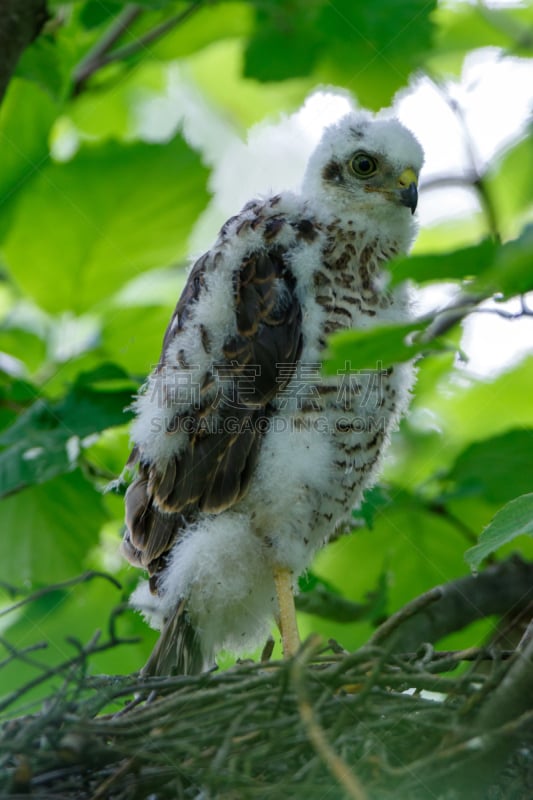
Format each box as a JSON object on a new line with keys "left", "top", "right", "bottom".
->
{"left": 302, "top": 112, "right": 424, "bottom": 222}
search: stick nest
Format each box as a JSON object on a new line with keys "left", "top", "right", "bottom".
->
{"left": 1, "top": 635, "right": 532, "bottom": 800}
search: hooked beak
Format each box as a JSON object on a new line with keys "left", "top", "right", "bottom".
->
{"left": 397, "top": 168, "right": 418, "bottom": 214}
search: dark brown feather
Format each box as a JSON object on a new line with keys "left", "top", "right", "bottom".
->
{"left": 142, "top": 598, "right": 206, "bottom": 676}
{"left": 124, "top": 204, "right": 306, "bottom": 592}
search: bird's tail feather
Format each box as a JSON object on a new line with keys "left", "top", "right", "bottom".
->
{"left": 142, "top": 599, "right": 207, "bottom": 676}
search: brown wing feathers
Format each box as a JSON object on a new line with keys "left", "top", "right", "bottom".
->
{"left": 124, "top": 209, "right": 304, "bottom": 587}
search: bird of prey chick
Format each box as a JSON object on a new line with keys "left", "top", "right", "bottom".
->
{"left": 122, "top": 111, "right": 424, "bottom": 675}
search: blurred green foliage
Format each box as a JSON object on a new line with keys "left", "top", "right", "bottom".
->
{"left": 0, "top": 0, "right": 532, "bottom": 707}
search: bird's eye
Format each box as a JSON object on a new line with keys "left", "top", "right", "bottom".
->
{"left": 349, "top": 152, "right": 378, "bottom": 178}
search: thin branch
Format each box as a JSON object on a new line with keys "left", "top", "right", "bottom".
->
{"left": 380, "top": 707, "right": 533, "bottom": 780}
{"left": 90, "top": 756, "right": 139, "bottom": 800}
{"left": 292, "top": 637, "right": 369, "bottom": 800}
{"left": 107, "top": 0, "right": 205, "bottom": 61}
{"left": 369, "top": 587, "right": 443, "bottom": 646}
{"left": 0, "top": 639, "right": 49, "bottom": 672}
{"left": 2, "top": 633, "right": 531, "bottom": 797}
{"left": 420, "top": 172, "right": 479, "bottom": 193}
{"left": 0, "top": 571, "right": 122, "bottom": 619}
{"left": 72, "top": 3, "right": 144, "bottom": 94}
{"left": 429, "top": 293, "right": 533, "bottom": 336}
{"left": 0, "top": 629, "right": 139, "bottom": 714}
{"left": 417, "top": 292, "right": 487, "bottom": 343}
{"left": 470, "top": 298, "right": 533, "bottom": 320}
{"left": 520, "top": 294, "right": 533, "bottom": 316}
{"left": 72, "top": 0, "right": 206, "bottom": 95}
{"left": 423, "top": 635, "right": 533, "bottom": 799}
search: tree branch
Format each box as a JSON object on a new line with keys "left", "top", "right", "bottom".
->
{"left": 71, "top": 3, "right": 143, "bottom": 95}
{"left": 0, "top": 0, "right": 49, "bottom": 105}
{"left": 423, "top": 624, "right": 533, "bottom": 800}
{"left": 292, "top": 638, "right": 368, "bottom": 800}
{"left": 0, "top": 571, "right": 122, "bottom": 620}
{"left": 72, "top": 0, "right": 206, "bottom": 95}
{"left": 372, "top": 555, "right": 533, "bottom": 652}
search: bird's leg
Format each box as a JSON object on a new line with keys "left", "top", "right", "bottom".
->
{"left": 273, "top": 566, "right": 300, "bottom": 658}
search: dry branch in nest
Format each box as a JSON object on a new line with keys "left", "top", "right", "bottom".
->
{"left": 1, "top": 558, "right": 533, "bottom": 800}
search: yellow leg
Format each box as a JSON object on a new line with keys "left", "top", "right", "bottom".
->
{"left": 273, "top": 566, "right": 300, "bottom": 658}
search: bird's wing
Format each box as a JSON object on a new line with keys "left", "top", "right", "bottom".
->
{"left": 123, "top": 199, "right": 306, "bottom": 583}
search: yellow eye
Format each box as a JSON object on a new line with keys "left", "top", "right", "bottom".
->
{"left": 349, "top": 152, "right": 378, "bottom": 178}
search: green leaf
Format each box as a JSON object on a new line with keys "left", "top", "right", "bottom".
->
{"left": 67, "top": 59, "right": 167, "bottom": 142}
{"left": 434, "top": 2, "right": 533, "bottom": 57}
{"left": 393, "top": 224, "right": 533, "bottom": 297}
{"left": 0, "top": 79, "right": 57, "bottom": 242}
{"left": 317, "top": 0, "right": 437, "bottom": 109}
{"left": 0, "top": 470, "right": 107, "bottom": 585}
{"left": 390, "top": 238, "right": 497, "bottom": 287}
{"left": 101, "top": 303, "right": 175, "bottom": 375}
{"left": 0, "top": 364, "right": 136, "bottom": 497}
{"left": 485, "top": 130, "right": 533, "bottom": 238}
{"left": 324, "top": 320, "right": 426, "bottom": 374}
{"left": 189, "top": 38, "right": 311, "bottom": 129}
{"left": 128, "top": 0, "right": 178, "bottom": 7}
{"left": 414, "top": 216, "right": 489, "bottom": 257}
{"left": 307, "top": 501, "right": 469, "bottom": 651}
{"left": 465, "top": 493, "right": 533, "bottom": 570}
{"left": 426, "top": 357, "right": 533, "bottom": 455}
{"left": 298, "top": 570, "right": 340, "bottom": 595}
{"left": 477, "top": 224, "right": 533, "bottom": 298}
{"left": 0, "top": 430, "right": 76, "bottom": 497}
{"left": 0, "top": 327, "right": 47, "bottom": 375}
{"left": 151, "top": 2, "right": 252, "bottom": 61}
{"left": 245, "top": 27, "right": 321, "bottom": 81}
{"left": 241, "top": 0, "right": 436, "bottom": 106}
{"left": 244, "top": 1, "right": 323, "bottom": 82}
{"left": 353, "top": 485, "right": 393, "bottom": 530}
{"left": 0, "top": 374, "right": 37, "bottom": 432}
{"left": 2, "top": 136, "right": 209, "bottom": 313}
{"left": 83, "top": 425, "right": 131, "bottom": 479}
{"left": 79, "top": 0, "right": 124, "bottom": 29}
{"left": 444, "top": 429, "right": 533, "bottom": 505}
{"left": 15, "top": 36, "right": 71, "bottom": 102}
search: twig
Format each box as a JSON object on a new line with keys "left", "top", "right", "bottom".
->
{"left": 369, "top": 587, "right": 443, "bottom": 646}
{"left": 1, "top": 640, "right": 529, "bottom": 798}
{"left": 417, "top": 292, "right": 486, "bottom": 343}
{"left": 106, "top": 0, "right": 205, "bottom": 61}
{"left": 0, "top": 628, "right": 139, "bottom": 713}
{"left": 72, "top": 0, "right": 206, "bottom": 94}
{"left": 292, "top": 637, "right": 369, "bottom": 800}
{"left": 420, "top": 172, "right": 479, "bottom": 193}
{"left": 380, "top": 706, "right": 533, "bottom": 780}
{"left": 0, "top": 571, "right": 122, "bottom": 619}
{"left": 90, "top": 756, "right": 138, "bottom": 800}
{"left": 470, "top": 298, "right": 533, "bottom": 320}
{"left": 72, "top": 3, "right": 143, "bottom": 93}
{"left": 0, "top": 640, "right": 49, "bottom": 672}
{"left": 417, "top": 647, "right": 515, "bottom": 673}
